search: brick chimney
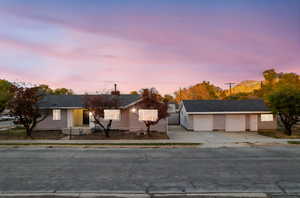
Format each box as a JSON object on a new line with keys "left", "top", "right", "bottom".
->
{"left": 111, "top": 83, "right": 120, "bottom": 95}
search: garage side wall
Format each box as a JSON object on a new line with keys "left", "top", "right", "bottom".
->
{"left": 257, "top": 114, "right": 277, "bottom": 130}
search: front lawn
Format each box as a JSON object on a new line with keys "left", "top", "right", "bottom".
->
{"left": 258, "top": 129, "right": 300, "bottom": 139}
{"left": 0, "top": 128, "right": 169, "bottom": 140}
{"left": 288, "top": 141, "right": 300, "bottom": 145}
{"left": 70, "top": 131, "right": 169, "bottom": 140}
{"left": 0, "top": 127, "right": 66, "bottom": 140}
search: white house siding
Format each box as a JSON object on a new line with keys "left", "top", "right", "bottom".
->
{"left": 180, "top": 105, "right": 193, "bottom": 130}
{"left": 257, "top": 114, "right": 277, "bottom": 130}
{"left": 35, "top": 109, "right": 68, "bottom": 131}
{"left": 128, "top": 104, "right": 167, "bottom": 132}
{"left": 213, "top": 115, "right": 225, "bottom": 131}
{"left": 249, "top": 114, "right": 258, "bottom": 131}
{"left": 97, "top": 109, "right": 130, "bottom": 131}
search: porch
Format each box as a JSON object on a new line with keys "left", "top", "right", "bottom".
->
{"left": 64, "top": 109, "right": 93, "bottom": 135}
{"left": 67, "top": 109, "right": 92, "bottom": 128}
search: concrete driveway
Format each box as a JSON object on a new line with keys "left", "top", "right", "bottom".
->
{"left": 167, "top": 125, "right": 285, "bottom": 147}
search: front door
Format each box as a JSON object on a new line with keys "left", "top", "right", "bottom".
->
{"left": 83, "top": 110, "right": 90, "bottom": 125}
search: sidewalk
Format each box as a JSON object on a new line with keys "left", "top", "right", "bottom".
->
{"left": 0, "top": 125, "right": 299, "bottom": 147}
{"left": 0, "top": 135, "right": 298, "bottom": 148}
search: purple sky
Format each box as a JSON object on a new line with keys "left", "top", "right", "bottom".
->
{"left": 0, "top": 0, "right": 299, "bottom": 95}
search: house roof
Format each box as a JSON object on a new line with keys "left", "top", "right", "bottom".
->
{"left": 39, "top": 94, "right": 141, "bottom": 109}
{"left": 182, "top": 99, "right": 270, "bottom": 113}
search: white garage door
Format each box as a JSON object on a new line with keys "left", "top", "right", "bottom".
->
{"left": 193, "top": 115, "right": 213, "bottom": 131}
{"left": 225, "top": 115, "right": 246, "bottom": 131}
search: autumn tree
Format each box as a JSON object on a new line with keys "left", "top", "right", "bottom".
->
{"left": 263, "top": 69, "right": 278, "bottom": 84}
{"left": 174, "top": 81, "right": 223, "bottom": 102}
{"left": 0, "top": 79, "right": 13, "bottom": 113}
{"left": 84, "top": 94, "right": 119, "bottom": 137}
{"left": 265, "top": 72, "right": 300, "bottom": 135}
{"left": 7, "top": 85, "right": 48, "bottom": 137}
{"left": 139, "top": 88, "right": 169, "bottom": 135}
{"left": 130, "top": 91, "right": 138, "bottom": 95}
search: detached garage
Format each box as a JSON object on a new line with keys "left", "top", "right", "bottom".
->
{"left": 180, "top": 100, "right": 277, "bottom": 132}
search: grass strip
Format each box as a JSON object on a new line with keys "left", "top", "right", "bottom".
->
{"left": 288, "top": 141, "right": 300, "bottom": 145}
{"left": 0, "top": 142, "right": 201, "bottom": 146}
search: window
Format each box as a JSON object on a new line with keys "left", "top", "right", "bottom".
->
{"left": 104, "top": 109, "right": 120, "bottom": 120}
{"left": 138, "top": 109, "right": 158, "bottom": 121}
{"left": 53, "top": 109, "right": 61, "bottom": 120}
{"left": 261, "top": 114, "right": 273, "bottom": 122}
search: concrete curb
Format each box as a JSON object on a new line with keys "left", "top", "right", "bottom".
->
{"left": 0, "top": 192, "right": 270, "bottom": 198}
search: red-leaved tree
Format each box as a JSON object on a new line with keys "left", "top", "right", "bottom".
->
{"left": 84, "top": 95, "right": 119, "bottom": 137}
{"left": 139, "top": 88, "right": 169, "bottom": 135}
{"left": 7, "top": 85, "right": 48, "bottom": 137}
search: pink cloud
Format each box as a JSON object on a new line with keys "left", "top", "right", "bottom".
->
{"left": 0, "top": 4, "right": 299, "bottom": 95}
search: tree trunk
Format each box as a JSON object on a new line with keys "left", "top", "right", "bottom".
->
{"left": 104, "top": 129, "right": 110, "bottom": 138}
{"left": 284, "top": 125, "right": 292, "bottom": 136}
{"left": 104, "top": 120, "right": 112, "bottom": 138}
{"left": 146, "top": 124, "right": 151, "bottom": 136}
{"left": 279, "top": 113, "right": 293, "bottom": 136}
{"left": 25, "top": 128, "right": 32, "bottom": 138}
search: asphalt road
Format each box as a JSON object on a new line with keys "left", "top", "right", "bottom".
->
{"left": 0, "top": 146, "right": 300, "bottom": 195}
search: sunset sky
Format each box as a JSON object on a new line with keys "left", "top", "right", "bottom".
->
{"left": 0, "top": 0, "right": 299, "bottom": 95}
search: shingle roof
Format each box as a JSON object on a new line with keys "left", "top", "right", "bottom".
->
{"left": 182, "top": 100, "right": 270, "bottom": 113}
{"left": 39, "top": 94, "right": 141, "bottom": 109}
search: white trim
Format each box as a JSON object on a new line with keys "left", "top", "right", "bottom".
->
{"left": 187, "top": 111, "right": 272, "bottom": 115}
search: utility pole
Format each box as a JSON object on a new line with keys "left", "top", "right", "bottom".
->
{"left": 225, "top": 82, "right": 236, "bottom": 95}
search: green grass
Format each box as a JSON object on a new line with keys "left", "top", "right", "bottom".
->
{"left": 0, "top": 127, "right": 26, "bottom": 137}
{"left": 288, "top": 141, "right": 300, "bottom": 145}
{"left": 0, "top": 142, "right": 201, "bottom": 147}
{"left": 258, "top": 130, "right": 300, "bottom": 139}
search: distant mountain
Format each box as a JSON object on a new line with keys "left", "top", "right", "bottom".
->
{"left": 230, "top": 80, "right": 261, "bottom": 95}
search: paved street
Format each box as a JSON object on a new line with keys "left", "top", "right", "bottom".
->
{"left": 0, "top": 146, "right": 300, "bottom": 195}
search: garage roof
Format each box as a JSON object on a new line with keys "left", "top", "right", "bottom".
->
{"left": 182, "top": 100, "right": 270, "bottom": 113}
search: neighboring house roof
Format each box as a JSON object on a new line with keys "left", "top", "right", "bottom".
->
{"left": 182, "top": 99, "right": 271, "bottom": 114}
{"left": 39, "top": 94, "right": 141, "bottom": 109}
